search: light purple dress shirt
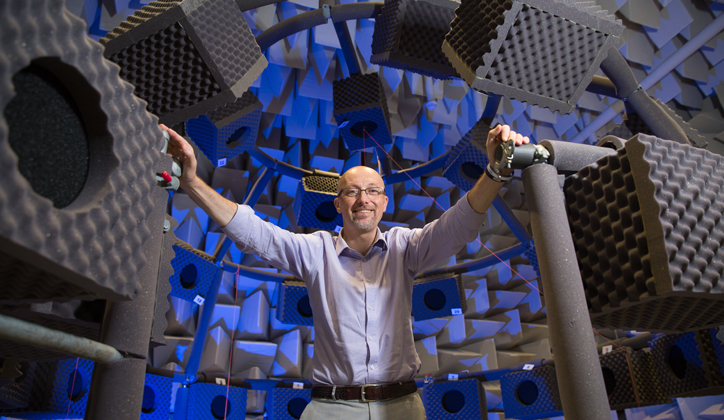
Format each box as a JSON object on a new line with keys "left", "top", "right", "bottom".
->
{"left": 222, "top": 193, "right": 486, "bottom": 386}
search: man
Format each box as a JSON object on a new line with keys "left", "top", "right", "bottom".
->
{"left": 161, "top": 123, "right": 529, "bottom": 419}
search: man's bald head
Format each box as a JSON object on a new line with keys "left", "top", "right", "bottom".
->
{"left": 338, "top": 166, "right": 384, "bottom": 193}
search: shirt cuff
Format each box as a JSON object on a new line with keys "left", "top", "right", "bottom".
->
{"left": 458, "top": 192, "right": 488, "bottom": 228}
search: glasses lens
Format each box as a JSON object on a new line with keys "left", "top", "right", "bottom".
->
{"left": 345, "top": 188, "right": 360, "bottom": 197}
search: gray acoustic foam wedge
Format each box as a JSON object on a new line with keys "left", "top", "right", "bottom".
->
{"left": 371, "top": 0, "right": 460, "bottom": 79}
{"left": 564, "top": 134, "right": 724, "bottom": 332}
{"left": 100, "top": 0, "right": 267, "bottom": 126}
{"left": 606, "top": 99, "right": 708, "bottom": 149}
{"left": 599, "top": 347, "right": 672, "bottom": 410}
{"left": 442, "top": 0, "right": 623, "bottom": 114}
{"left": 150, "top": 215, "right": 178, "bottom": 348}
{"left": 333, "top": 73, "right": 393, "bottom": 151}
{"left": 0, "top": 0, "right": 164, "bottom": 302}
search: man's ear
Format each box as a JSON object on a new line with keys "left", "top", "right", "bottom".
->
{"left": 334, "top": 197, "right": 341, "bottom": 213}
{"left": 382, "top": 194, "right": 389, "bottom": 212}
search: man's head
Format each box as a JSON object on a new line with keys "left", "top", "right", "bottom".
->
{"left": 334, "top": 166, "right": 388, "bottom": 235}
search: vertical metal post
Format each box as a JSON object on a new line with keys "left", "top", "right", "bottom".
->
{"left": 522, "top": 164, "right": 611, "bottom": 420}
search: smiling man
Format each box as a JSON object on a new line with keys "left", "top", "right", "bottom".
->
{"left": 162, "top": 123, "right": 528, "bottom": 419}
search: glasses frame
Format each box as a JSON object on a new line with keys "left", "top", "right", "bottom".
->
{"left": 337, "top": 187, "right": 385, "bottom": 199}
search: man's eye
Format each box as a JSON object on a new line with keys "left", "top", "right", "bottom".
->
{"left": 346, "top": 189, "right": 360, "bottom": 196}
{"left": 369, "top": 189, "right": 383, "bottom": 196}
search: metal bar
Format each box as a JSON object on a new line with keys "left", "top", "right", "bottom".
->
{"left": 222, "top": 260, "right": 297, "bottom": 283}
{"left": 416, "top": 242, "right": 528, "bottom": 278}
{"left": 244, "top": 167, "right": 276, "bottom": 207}
{"left": 522, "top": 164, "right": 611, "bottom": 420}
{"left": 0, "top": 313, "right": 123, "bottom": 364}
{"left": 383, "top": 150, "right": 450, "bottom": 184}
{"left": 247, "top": 146, "right": 312, "bottom": 179}
{"left": 571, "top": 12, "right": 724, "bottom": 144}
{"left": 334, "top": 20, "right": 360, "bottom": 75}
{"left": 492, "top": 196, "right": 532, "bottom": 244}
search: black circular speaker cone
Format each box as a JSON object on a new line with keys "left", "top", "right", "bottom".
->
{"left": 351, "top": 120, "right": 378, "bottom": 138}
{"left": 424, "top": 289, "right": 447, "bottom": 311}
{"left": 441, "top": 390, "right": 465, "bottom": 413}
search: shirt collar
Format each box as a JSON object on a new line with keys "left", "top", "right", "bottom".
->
{"left": 335, "top": 227, "right": 388, "bottom": 256}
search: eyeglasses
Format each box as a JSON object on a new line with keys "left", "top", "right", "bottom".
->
{"left": 338, "top": 187, "right": 385, "bottom": 198}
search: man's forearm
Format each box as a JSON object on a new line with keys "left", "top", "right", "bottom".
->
{"left": 466, "top": 174, "right": 505, "bottom": 214}
{"left": 181, "top": 177, "right": 238, "bottom": 227}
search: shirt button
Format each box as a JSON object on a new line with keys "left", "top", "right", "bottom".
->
{"left": 368, "top": 306, "right": 372, "bottom": 310}
{"left": 366, "top": 279, "right": 370, "bottom": 283}
{"left": 363, "top": 259, "right": 367, "bottom": 262}
{"left": 369, "top": 336, "right": 373, "bottom": 340}
{"left": 371, "top": 365, "right": 375, "bottom": 370}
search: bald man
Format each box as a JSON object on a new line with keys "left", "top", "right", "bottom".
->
{"left": 162, "top": 124, "right": 529, "bottom": 419}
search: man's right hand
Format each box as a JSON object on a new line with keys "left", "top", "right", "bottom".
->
{"left": 160, "top": 124, "right": 197, "bottom": 186}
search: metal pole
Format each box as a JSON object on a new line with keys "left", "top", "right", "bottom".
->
{"left": 416, "top": 242, "right": 528, "bottom": 278}
{"left": 522, "top": 164, "right": 611, "bottom": 420}
{"left": 492, "top": 196, "right": 532, "bottom": 244}
{"left": 0, "top": 313, "right": 123, "bottom": 364}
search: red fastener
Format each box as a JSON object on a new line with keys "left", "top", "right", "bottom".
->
{"left": 161, "top": 171, "right": 172, "bottom": 182}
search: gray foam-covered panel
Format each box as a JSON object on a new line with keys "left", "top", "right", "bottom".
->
{"left": 564, "top": 134, "right": 724, "bottom": 332}
{"left": 371, "top": 0, "right": 460, "bottom": 79}
{"left": 0, "top": 360, "right": 56, "bottom": 417}
{"left": 599, "top": 347, "right": 672, "bottom": 410}
{"left": 443, "top": 0, "right": 623, "bottom": 113}
{"left": 101, "top": 0, "right": 267, "bottom": 126}
{"left": 443, "top": 118, "right": 490, "bottom": 192}
{"left": 333, "top": 73, "right": 393, "bottom": 151}
{"left": 0, "top": 0, "right": 164, "bottom": 302}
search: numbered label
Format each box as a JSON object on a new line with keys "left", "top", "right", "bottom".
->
{"left": 447, "top": 373, "right": 458, "bottom": 381}
{"left": 193, "top": 295, "right": 205, "bottom": 305}
{"left": 293, "top": 382, "right": 304, "bottom": 389}
{"left": 523, "top": 364, "right": 535, "bottom": 371}
{"left": 215, "top": 378, "right": 227, "bottom": 385}
{"left": 334, "top": 226, "right": 342, "bottom": 233}
{"left": 217, "top": 158, "right": 227, "bottom": 166}
{"left": 451, "top": 308, "right": 463, "bottom": 315}
{"left": 602, "top": 345, "right": 613, "bottom": 354}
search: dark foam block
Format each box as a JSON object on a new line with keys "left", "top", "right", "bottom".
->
{"left": 606, "top": 99, "right": 708, "bottom": 149}
{"left": 500, "top": 365, "right": 563, "bottom": 420}
{"left": 187, "top": 382, "right": 248, "bottom": 420}
{"left": 651, "top": 330, "right": 724, "bottom": 398}
{"left": 371, "top": 0, "right": 460, "bottom": 79}
{"left": 413, "top": 273, "right": 467, "bottom": 321}
{"left": 0, "top": 0, "right": 164, "bottom": 302}
{"left": 266, "top": 386, "right": 312, "bottom": 420}
{"left": 0, "top": 358, "right": 93, "bottom": 419}
{"left": 141, "top": 373, "right": 173, "bottom": 420}
{"left": 599, "top": 347, "right": 672, "bottom": 410}
{"left": 100, "top": 0, "right": 267, "bottom": 126}
{"left": 564, "top": 134, "right": 724, "bottom": 332}
{"left": 0, "top": 360, "right": 35, "bottom": 410}
{"left": 333, "top": 73, "right": 393, "bottom": 151}
{"left": 150, "top": 215, "right": 178, "bottom": 349}
{"left": 423, "top": 377, "right": 487, "bottom": 420}
{"left": 169, "top": 241, "right": 221, "bottom": 304}
{"left": 293, "top": 175, "right": 343, "bottom": 231}
{"left": 442, "top": 118, "right": 490, "bottom": 192}
{"left": 186, "top": 91, "right": 263, "bottom": 167}
{"left": 442, "top": 0, "right": 623, "bottom": 114}
{"left": 276, "top": 281, "right": 314, "bottom": 326}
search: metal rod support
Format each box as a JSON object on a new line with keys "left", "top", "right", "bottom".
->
{"left": 383, "top": 150, "right": 449, "bottom": 184}
{"left": 222, "top": 260, "right": 297, "bottom": 283}
{"left": 492, "top": 196, "right": 532, "bottom": 244}
{"left": 523, "top": 164, "right": 611, "bottom": 420}
{"left": 334, "top": 20, "right": 360, "bottom": 76}
{"left": 416, "top": 242, "right": 528, "bottom": 278}
{"left": 0, "top": 313, "right": 123, "bottom": 364}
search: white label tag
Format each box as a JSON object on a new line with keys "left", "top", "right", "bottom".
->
{"left": 334, "top": 226, "right": 342, "bottom": 233}
{"left": 215, "top": 378, "right": 226, "bottom": 385}
{"left": 523, "top": 364, "right": 535, "bottom": 371}
{"left": 451, "top": 308, "right": 463, "bottom": 315}
{"left": 338, "top": 120, "right": 350, "bottom": 128}
{"left": 193, "top": 295, "right": 205, "bottom": 305}
{"left": 602, "top": 345, "right": 613, "bottom": 354}
{"left": 293, "top": 382, "right": 304, "bottom": 389}
{"left": 447, "top": 373, "right": 458, "bottom": 381}
{"left": 218, "top": 158, "right": 227, "bottom": 166}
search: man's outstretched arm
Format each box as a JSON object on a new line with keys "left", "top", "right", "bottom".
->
{"left": 466, "top": 124, "right": 529, "bottom": 214}
{"left": 161, "top": 124, "right": 238, "bottom": 227}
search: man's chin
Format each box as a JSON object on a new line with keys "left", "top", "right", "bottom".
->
{"left": 351, "top": 218, "right": 377, "bottom": 231}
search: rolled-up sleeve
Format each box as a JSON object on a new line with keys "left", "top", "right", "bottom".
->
{"left": 221, "top": 204, "right": 323, "bottom": 280}
{"left": 404, "top": 193, "right": 487, "bottom": 274}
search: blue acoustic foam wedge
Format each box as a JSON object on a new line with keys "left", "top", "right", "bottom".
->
{"left": 371, "top": 0, "right": 460, "bottom": 79}
{"left": 276, "top": 281, "right": 314, "bottom": 326}
{"left": 186, "top": 91, "right": 263, "bottom": 167}
{"left": 169, "top": 240, "right": 221, "bottom": 304}
{"left": 564, "top": 134, "right": 724, "bottom": 332}
{"left": 266, "top": 385, "right": 312, "bottom": 420}
{"left": 500, "top": 365, "right": 563, "bottom": 420}
{"left": 442, "top": 0, "right": 624, "bottom": 114}
{"left": 333, "top": 73, "right": 393, "bottom": 151}
{"left": 100, "top": 0, "right": 267, "bottom": 126}
{"left": 0, "top": 0, "right": 164, "bottom": 303}
{"left": 651, "top": 331, "right": 724, "bottom": 398}
{"left": 293, "top": 174, "right": 343, "bottom": 231}
{"left": 423, "top": 377, "right": 487, "bottom": 420}
{"left": 599, "top": 347, "right": 672, "bottom": 410}
{"left": 0, "top": 358, "right": 94, "bottom": 419}
{"left": 187, "top": 382, "right": 248, "bottom": 420}
{"left": 413, "top": 273, "right": 467, "bottom": 321}
{"left": 141, "top": 373, "right": 173, "bottom": 420}
{"left": 443, "top": 118, "right": 490, "bottom": 192}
